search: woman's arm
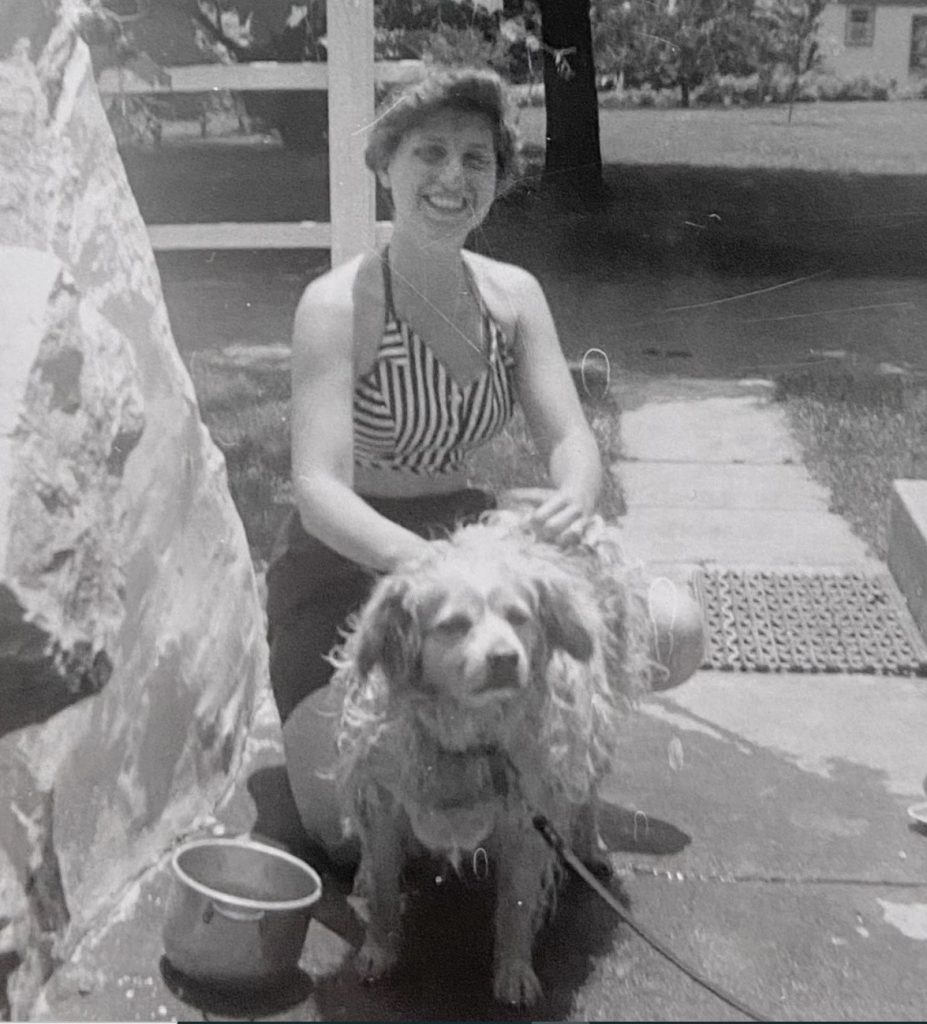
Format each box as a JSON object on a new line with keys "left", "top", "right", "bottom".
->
{"left": 507, "top": 266, "right": 603, "bottom": 540}
{"left": 290, "top": 270, "right": 431, "bottom": 573}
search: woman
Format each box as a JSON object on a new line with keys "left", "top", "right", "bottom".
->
{"left": 266, "top": 67, "right": 703, "bottom": 859}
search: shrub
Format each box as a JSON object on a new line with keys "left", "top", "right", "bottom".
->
{"left": 694, "top": 73, "right": 766, "bottom": 106}
{"left": 598, "top": 84, "right": 680, "bottom": 109}
{"left": 805, "top": 71, "right": 895, "bottom": 101}
{"left": 691, "top": 69, "right": 900, "bottom": 106}
{"left": 765, "top": 68, "right": 823, "bottom": 102}
{"left": 896, "top": 78, "right": 927, "bottom": 100}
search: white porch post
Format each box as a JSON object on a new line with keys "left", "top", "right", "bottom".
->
{"left": 327, "top": 0, "right": 376, "bottom": 267}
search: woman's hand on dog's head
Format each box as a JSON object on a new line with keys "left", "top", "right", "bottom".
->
{"left": 499, "top": 487, "right": 591, "bottom": 548}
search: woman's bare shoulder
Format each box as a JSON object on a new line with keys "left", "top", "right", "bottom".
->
{"left": 293, "top": 253, "right": 384, "bottom": 375}
{"left": 296, "top": 254, "right": 364, "bottom": 315}
{"left": 464, "top": 249, "right": 537, "bottom": 290}
{"left": 295, "top": 253, "right": 381, "bottom": 326}
{"left": 463, "top": 250, "right": 544, "bottom": 328}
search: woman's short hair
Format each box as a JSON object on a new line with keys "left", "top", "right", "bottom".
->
{"left": 364, "top": 66, "right": 519, "bottom": 190}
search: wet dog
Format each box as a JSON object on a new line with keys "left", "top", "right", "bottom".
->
{"left": 331, "top": 516, "right": 652, "bottom": 1005}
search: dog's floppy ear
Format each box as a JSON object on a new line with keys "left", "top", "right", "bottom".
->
{"left": 355, "top": 576, "right": 419, "bottom": 684}
{"left": 536, "top": 575, "right": 594, "bottom": 663}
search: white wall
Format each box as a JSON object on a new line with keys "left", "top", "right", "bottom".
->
{"left": 818, "top": 1, "right": 927, "bottom": 82}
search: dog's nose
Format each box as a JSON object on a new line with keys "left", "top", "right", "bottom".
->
{"left": 486, "top": 650, "right": 520, "bottom": 689}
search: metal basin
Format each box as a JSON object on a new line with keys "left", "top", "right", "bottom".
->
{"left": 162, "top": 837, "right": 322, "bottom": 988}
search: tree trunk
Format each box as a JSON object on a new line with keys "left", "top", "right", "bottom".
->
{"left": 537, "top": 0, "right": 603, "bottom": 202}
{"left": 680, "top": 76, "right": 690, "bottom": 107}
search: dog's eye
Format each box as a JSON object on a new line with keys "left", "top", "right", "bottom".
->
{"left": 435, "top": 614, "right": 472, "bottom": 637}
{"left": 505, "top": 607, "right": 530, "bottom": 627}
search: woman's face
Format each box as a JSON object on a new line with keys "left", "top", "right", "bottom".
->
{"left": 378, "top": 107, "right": 499, "bottom": 242}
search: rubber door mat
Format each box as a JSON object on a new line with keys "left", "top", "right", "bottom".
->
{"left": 695, "top": 569, "right": 927, "bottom": 676}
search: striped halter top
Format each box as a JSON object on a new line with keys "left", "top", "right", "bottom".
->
{"left": 352, "top": 254, "right": 517, "bottom": 476}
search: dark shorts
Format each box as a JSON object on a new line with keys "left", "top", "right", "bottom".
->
{"left": 265, "top": 488, "right": 496, "bottom": 724}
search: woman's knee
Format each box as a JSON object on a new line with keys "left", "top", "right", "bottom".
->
{"left": 282, "top": 686, "right": 359, "bottom": 869}
{"left": 645, "top": 577, "right": 705, "bottom": 692}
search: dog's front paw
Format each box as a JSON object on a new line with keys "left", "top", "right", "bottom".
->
{"left": 493, "top": 956, "right": 543, "bottom": 1006}
{"left": 354, "top": 936, "right": 399, "bottom": 984}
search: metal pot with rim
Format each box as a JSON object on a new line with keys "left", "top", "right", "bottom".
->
{"left": 162, "top": 836, "right": 322, "bottom": 988}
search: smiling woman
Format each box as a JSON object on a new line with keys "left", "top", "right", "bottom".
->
{"left": 266, "top": 66, "right": 613, "bottom": 726}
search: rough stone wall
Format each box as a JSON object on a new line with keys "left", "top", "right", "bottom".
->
{"left": 0, "top": 12, "right": 269, "bottom": 1016}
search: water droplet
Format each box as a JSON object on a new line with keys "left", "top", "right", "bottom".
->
{"left": 668, "top": 736, "right": 684, "bottom": 771}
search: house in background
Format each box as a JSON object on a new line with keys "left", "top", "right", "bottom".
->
{"left": 817, "top": 0, "right": 927, "bottom": 82}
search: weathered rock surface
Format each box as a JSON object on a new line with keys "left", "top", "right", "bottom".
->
{"left": 0, "top": 14, "right": 270, "bottom": 1018}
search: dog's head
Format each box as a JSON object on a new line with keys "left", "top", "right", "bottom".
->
{"left": 353, "top": 535, "right": 594, "bottom": 710}
{"left": 338, "top": 522, "right": 638, "bottom": 808}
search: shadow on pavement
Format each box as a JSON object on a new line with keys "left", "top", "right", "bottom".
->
{"left": 598, "top": 803, "right": 692, "bottom": 856}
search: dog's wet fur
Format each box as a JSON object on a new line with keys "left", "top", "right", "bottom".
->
{"left": 328, "top": 516, "right": 652, "bottom": 1006}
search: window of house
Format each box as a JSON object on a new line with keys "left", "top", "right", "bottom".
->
{"left": 846, "top": 6, "right": 875, "bottom": 47}
{"left": 912, "top": 16, "right": 927, "bottom": 72}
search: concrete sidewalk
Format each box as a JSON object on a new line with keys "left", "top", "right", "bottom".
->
{"left": 599, "top": 374, "right": 927, "bottom": 1021}
{"left": 32, "top": 375, "right": 927, "bottom": 1023}
{"left": 614, "top": 375, "right": 881, "bottom": 572}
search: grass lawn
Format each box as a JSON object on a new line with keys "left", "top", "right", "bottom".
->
{"left": 776, "top": 368, "right": 927, "bottom": 559}
{"left": 516, "top": 101, "right": 927, "bottom": 174}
